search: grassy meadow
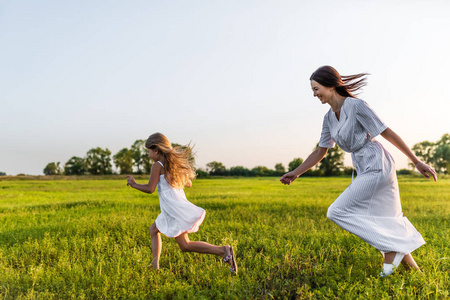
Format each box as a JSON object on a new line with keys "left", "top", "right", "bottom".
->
{"left": 0, "top": 176, "right": 449, "bottom": 299}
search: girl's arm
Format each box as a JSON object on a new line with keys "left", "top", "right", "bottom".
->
{"left": 280, "top": 146, "right": 328, "bottom": 185}
{"left": 127, "top": 162, "right": 163, "bottom": 193}
{"left": 381, "top": 127, "right": 437, "bottom": 181}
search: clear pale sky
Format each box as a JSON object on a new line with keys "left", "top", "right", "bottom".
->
{"left": 1, "top": 0, "right": 449, "bottom": 175}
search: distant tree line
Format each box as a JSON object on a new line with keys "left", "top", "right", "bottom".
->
{"left": 43, "top": 133, "right": 449, "bottom": 177}
{"left": 44, "top": 140, "right": 152, "bottom": 176}
{"left": 198, "top": 144, "right": 352, "bottom": 177}
{"left": 43, "top": 141, "right": 350, "bottom": 177}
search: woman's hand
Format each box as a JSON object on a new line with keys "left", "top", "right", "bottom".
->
{"left": 127, "top": 175, "right": 137, "bottom": 187}
{"left": 382, "top": 128, "right": 438, "bottom": 182}
{"left": 280, "top": 172, "right": 299, "bottom": 185}
{"left": 415, "top": 161, "right": 438, "bottom": 182}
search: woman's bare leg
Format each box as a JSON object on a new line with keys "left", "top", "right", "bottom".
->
{"left": 150, "top": 222, "right": 162, "bottom": 269}
{"left": 384, "top": 252, "right": 396, "bottom": 264}
{"left": 384, "top": 252, "right": 420, "bottom": 270}
{"left": 401, "top": 254, "right": 420, "bottom": 271}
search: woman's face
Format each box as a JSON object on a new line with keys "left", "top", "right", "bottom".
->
{"left": 310, "top": 80, "right": 334, "bottom": 104}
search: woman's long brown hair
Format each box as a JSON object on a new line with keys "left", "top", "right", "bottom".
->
{"left": 310, "top": 66, "right": 369, "bottom": 98}
{"left": 145, "top": 133, "right": 196, "bottom": 188}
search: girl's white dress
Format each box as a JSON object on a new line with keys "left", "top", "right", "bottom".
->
{"left": 319, "top": 97, "right": 425, "bottom": 254}
{"left": 154, "top": 161, "right": 205, "bottom": 238}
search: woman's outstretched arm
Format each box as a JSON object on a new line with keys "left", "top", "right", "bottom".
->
{"left": 280, "top": 146, "right": 328, "bottom": 185}
{"left": 381, "top": 127, "right": 437, "bottom": 181}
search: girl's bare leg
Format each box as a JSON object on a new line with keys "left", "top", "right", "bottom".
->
{"left": 174, "top": 233, "right": 237, "bottom": 273}
{"left": 150, "top": 222, "right": 162, "bottom": 269}
{"left": 174, "top": 233, "right": 230, "bottom": 258}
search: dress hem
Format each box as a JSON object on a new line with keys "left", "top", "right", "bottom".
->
{"left": 155, "top": 210, "right": 206, "bottom": 238}
{"left": 378, "top": 240, "right": 426, "bottom": 256}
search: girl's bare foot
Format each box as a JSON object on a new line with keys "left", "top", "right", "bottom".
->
{"left": 150, "top": 258, "right": 159, "bottom": 271}
{"left": 223, "top": 245, "right": 231, "bottom": 259}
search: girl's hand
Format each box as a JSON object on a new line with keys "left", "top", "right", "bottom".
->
{"left": 127, "top": 175, "right": 137, "bottom": 187}
{"left": 415, "top": 162, "right": 438, "bottom": 182}
{"left": 280, "top": 172, "right": 298, "bottom": 185}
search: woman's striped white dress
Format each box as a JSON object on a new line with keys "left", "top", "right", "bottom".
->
{"left": 319, "top": 97, "right": 425, "bottom": 254}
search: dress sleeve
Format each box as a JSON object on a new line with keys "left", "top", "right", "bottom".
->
{"left": 318, "top": 114, "right": 335, "bottom": 148}
{"left": 355, "top": 100, "right": 387, "bottom": 138}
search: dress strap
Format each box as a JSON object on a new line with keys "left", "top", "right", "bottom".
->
{"left": 156, "top": 161, "right": 164, "bottom": 167}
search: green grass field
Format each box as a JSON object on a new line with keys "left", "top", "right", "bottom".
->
{"left": 0, "top": 176, "right": 449, "bottom": 299}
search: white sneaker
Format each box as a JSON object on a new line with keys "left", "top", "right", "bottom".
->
{"left": 380, "top": 252, "right": 405, "bottom": 277}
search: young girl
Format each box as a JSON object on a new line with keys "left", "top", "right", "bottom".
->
{"left": 127, "top": 132, "right": 237, "bottom": 274}
{"left": 281, "top": 66, "right": 437, "bottom": 277}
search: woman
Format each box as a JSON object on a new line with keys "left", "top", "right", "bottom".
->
{"left": 280, "top": 66, "right": 437, "bottom": 277}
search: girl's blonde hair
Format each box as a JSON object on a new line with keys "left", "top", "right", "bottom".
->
{"left": 145, "top": 133, "right": 196, "bottom": 188}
